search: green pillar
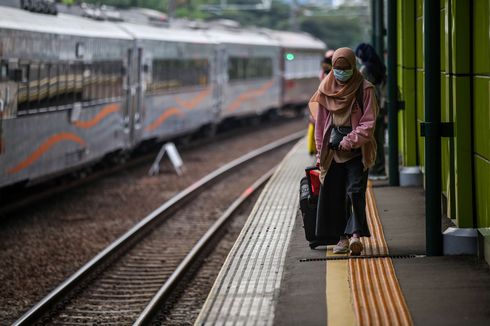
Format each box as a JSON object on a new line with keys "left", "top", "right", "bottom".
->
{"left": 424, "top": 0, "right": 443, "bottom": 255}
{"left": 451, "top": 0, "right": 474, "bottom": 228}
{"left": 375, "top": 0, "right": 385, "bottom": 61}
{"left": 371, "top": 0, "right": 377, "bottom": 48}
{"left": 387, "top": 0, "right": 399, "bottom": 186}
{"left": 397, "top": 0, "right": 417, "bottom": 167}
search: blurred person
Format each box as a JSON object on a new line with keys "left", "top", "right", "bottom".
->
{"left": 355, "top": 43, "right": 387, "bottom": 180}
{"left": 309, "top": 50, "right": 335, "bottom": 156}
{"left": 320, "top": 49, "right": 335, "bottom": 80}
{"left": 309, "top": 47, "right": 378, "bottom": 255}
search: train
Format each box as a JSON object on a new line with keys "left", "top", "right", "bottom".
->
{"left": 0, "top": 5, "right": 325, "bottom": 189}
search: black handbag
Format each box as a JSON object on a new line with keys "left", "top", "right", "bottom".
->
{"left": 328, "top": 83, "right": 365, "bottom": 151}
{"left": 329, "top": 126, "right": 352, "bottom": 150}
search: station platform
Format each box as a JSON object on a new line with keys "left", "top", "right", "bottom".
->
{"left": 195, "top": 138, "right": 490, "bottom": 326}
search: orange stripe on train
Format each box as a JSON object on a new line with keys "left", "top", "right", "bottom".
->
{"left": 145, "top": 108, "right": 184, "bottom": 132}
{"left": 73, "top": 103, "right": 120, "bottom": 129}
{"left": 8, "top": 133, "right": 86, "bottom": 174}
{"left": 227, "top": 80, "right": 275, "bottom": 112}
{"left": 175, "top": 88, "right": 212, "bottom": 110}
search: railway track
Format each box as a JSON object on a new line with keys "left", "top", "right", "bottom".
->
{"left": 13, "top": 131, "right": 303, "bottom": 325}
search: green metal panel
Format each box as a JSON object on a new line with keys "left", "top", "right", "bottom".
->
{"left": 451, "top": 0, "right": 471, "bottom": 74}
{"left": 398, "top": 112, "right": 405, "bottom": 164}
{"left": 396, "top": 0, "right": 418, "bottom": 166}
{"left": 441, "top": 74, "right": 451, "bottom": 204}
{"left": 474, "top": 0, "right": 490, "bottom": 75}
{"left": 440, "top": 7, "right": 446, "bottom": 71}
{"left": 475, "top": 156, "right": 490, "bottom": 227}
{"left": 402, "top": 68, "right": 418, "bottom": 166}
{"left": 398, "top": 66, "right": 405, "bottom": 161}
{"left": 444, "top": 0, "right": 452, "bottom": 74}
{"left": 416, "top": 18, "right": 424, "bottom": 69}
{"left": 453, "top": 76, "right": 474, "bottom": 227}
{"left": 397, "top": 0, "right": 404, "bottom": 66}
{"left": 473, "top": 77, "right": 490, "bottom": 160}
{"left": 417, "top": 70, "right": 425, "bottom": 168}
{"left": 417, "top": 0, "right": 424, "bottom": 18}
{"left": 398, "top": 0, "right": 416, "bottom": 68}
{"left": 441, "top": 75, "right": 449, "bottom": 196}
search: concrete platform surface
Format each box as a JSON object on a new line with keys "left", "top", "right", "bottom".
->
{"left": 194, "top": 138, "right": 490, "bottom": 325}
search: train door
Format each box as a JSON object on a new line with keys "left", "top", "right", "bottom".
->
{"left": 122, "top": 47, "right": 134, "bottom": 147}
{"left": 0, "top": 61, "right": 7, "bottom": 154}
{"left": 279, "top": 48, "right": 286, "bottom": 108}
{"left": 123, "top": 46, "right": 144, "bottom": 148}
{"left": 213, "top": 46, "right": 226, "bottom": 118}
{"left": 133, "top": 47, "right": 145, "bottom": 144}
{"left": 0, "top": 60, "right": 17, "bottom": 155}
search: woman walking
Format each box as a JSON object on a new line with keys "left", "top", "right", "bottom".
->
{"left": 309, "top": 47, "right": 378, "bottom": 255}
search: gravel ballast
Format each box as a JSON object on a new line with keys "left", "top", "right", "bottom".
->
{"left": 0, "top": 117, "right": 307, "bottom": 324}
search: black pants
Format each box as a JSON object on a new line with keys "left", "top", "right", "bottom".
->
{"left": 316, "top": 156, "right": 371, "bottom": 238}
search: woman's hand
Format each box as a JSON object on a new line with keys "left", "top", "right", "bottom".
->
{"left": 339, "top": 139, "right": 351, "bottom": 151}
{"left": 338, "top": 144, "right": 349, "bottom": 151}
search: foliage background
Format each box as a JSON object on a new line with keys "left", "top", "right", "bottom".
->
{"left": 80, "top": 0, "right": 371, "bottom": 50}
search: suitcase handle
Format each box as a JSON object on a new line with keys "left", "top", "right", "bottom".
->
{"left": 304, "top": 166, "right": 319, "bottom": 196}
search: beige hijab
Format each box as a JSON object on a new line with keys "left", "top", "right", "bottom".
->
{"left": 309, "top": 47, "right": 364, "bottom": 120}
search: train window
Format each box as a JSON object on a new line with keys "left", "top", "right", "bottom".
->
{"left": 66, "top": 63, "right": 76, "bottom": 103}
{"left": 29, "top": 63, "right": 40, "bottom": 107}
{"left": 17, "top": 64, "right": 29, "bottom": 111}
{"left": 73, "top": 62, "right": 83, "bottom": 102}
{"left": 114, "top": 62, "right": 123, "bottom": 97}
{"left": 17, "top": 63, "right": 29, "bottom": 111}
{"left": 47, "top": 63, "right": 58, "bottom": 106}
{"left": 101, "top": 62, "right": 110, "bottom": 98}
{"left": 0, "top": 62, "right": 7, "bottom": 81}
{"left": 285, "top": 52, "right": 321, "bottom": 79}
{"left": 58, "top": 63, "right": 69, "bottom": 105}
{"left": 149, "top": 58, "right": 209, "bottom": 94}
{"left": 15, "top": 59, "right": 124, "bottom": 113}
{"left": 38, "top": 63, "right": 49, "bottom": 108}
{"left": 106, "top": 62, "right": 113, "bottom": 98}
{"left": 228, "top": 57, "right": 273, "bottom": 81}
{"left": 82, "top": 64, "right": 92, "bottom": 102}
{"left": 92, "top": 63, "right": 100, "bottom": 101}
{"left": 196, "top": 59, "right": 208, "bottom": 87}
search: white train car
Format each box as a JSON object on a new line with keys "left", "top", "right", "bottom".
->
{"left": 118, "top": 23, "right": 218, "bottom": 144}
{"left": 0, "top": 4, "right": 326, "bottom": 190}
{"left": 0, "top": 6, "right": 134, "bottom": 188}
{"left": 205, "top": 28, "right": 281, "bottom": 122}
{"left": 267, "top": 30, "right": 325, "bottom": 109}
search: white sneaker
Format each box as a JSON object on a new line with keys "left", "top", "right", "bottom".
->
{"left": 333, "top": 240, "right": 349, "bottom": 254}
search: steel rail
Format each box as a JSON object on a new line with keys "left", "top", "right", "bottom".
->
{"left": 133, "top": 168, "right": 275, "bottom": 325}
{"left": 13, "top": 130, "right": 304, "bottom": 326}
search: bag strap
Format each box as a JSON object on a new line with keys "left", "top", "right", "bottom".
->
{"left": 356, "top": 82, "right": 364, "bottom": 115}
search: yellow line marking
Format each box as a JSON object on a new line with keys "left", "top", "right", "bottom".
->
{"left": 347, "top": 183, "right": 413, "bottom": 325}
{"left": 326, "top": 245, "right": 349, "bottom": 257}
{"left": 325, "top": 182, "right": 413, "bottom": 325}
{"left": 326, "top": 260, "right": 356, "bottom": 326}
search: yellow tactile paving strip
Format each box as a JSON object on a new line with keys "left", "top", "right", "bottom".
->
{"left": 326, "top": 182, "right": 413, "bottom": 326}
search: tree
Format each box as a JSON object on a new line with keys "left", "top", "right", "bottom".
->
{"left": 80, "top": 0, "right": 368, "bottom": 49}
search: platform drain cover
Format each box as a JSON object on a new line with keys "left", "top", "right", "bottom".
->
{"left": 299, "top": 254, "right": 425, "bottom": 262}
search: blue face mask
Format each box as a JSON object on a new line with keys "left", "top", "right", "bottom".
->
{"left": 333, "top": 69, "right": 353, "bottom": 82}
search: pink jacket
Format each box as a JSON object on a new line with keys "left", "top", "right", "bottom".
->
{"left": 315, "top": 80, "right": 378, "bottom": 178}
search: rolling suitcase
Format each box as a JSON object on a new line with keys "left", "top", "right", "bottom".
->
{"left": 299, "top": 167, "right": 329, "bottom": 249}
